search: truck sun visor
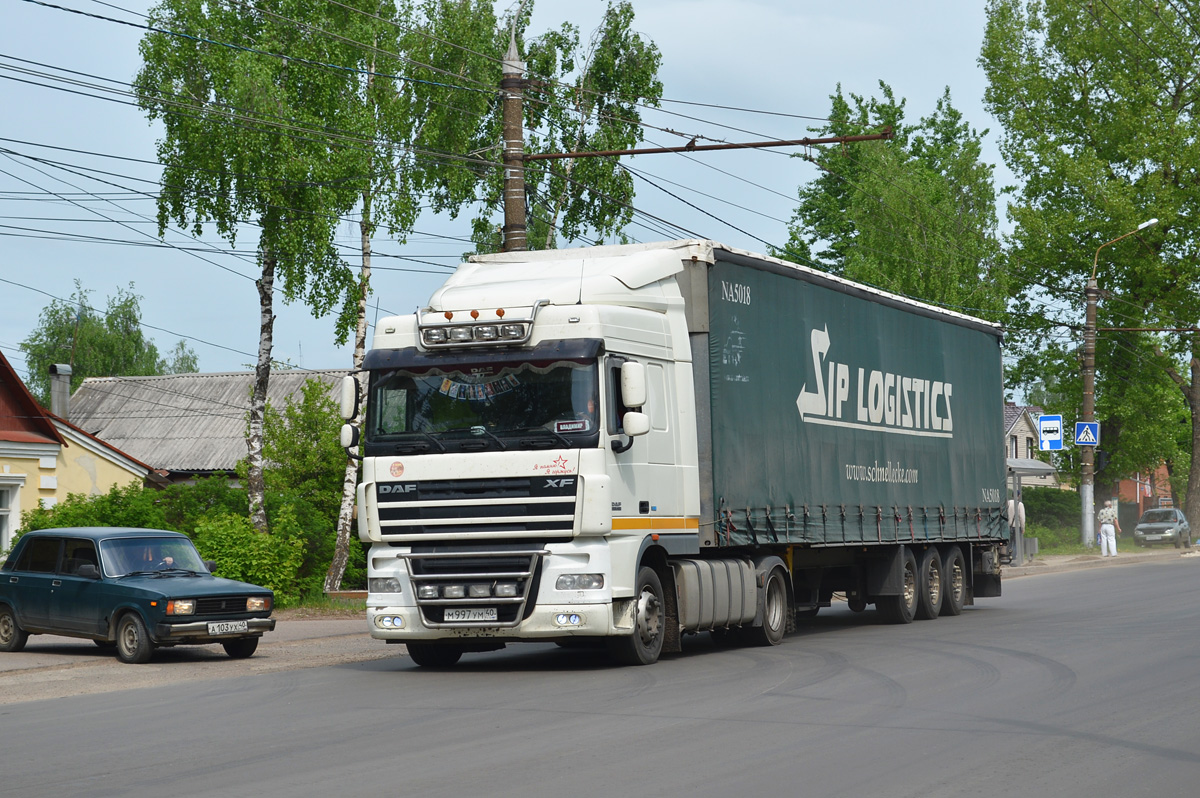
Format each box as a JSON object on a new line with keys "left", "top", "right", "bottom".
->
{"left": 363, "top": 338, "right": 603, "bottom": 372}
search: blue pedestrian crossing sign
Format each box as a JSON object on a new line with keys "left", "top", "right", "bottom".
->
{"left": 1038, "top": 415, "right": 1063, "bottom": 451}
{"left": 1075, "top": 421, "right": 1100, "bottom": 447}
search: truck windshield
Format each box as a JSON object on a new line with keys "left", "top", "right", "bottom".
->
{"left": 366, "top": 358, "right": 599, "bottom": 450}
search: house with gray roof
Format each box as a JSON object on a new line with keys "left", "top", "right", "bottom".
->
{"left": 67, "top": 370, "right": 348, "bottom": 482}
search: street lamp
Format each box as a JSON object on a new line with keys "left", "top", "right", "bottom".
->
{"left": 1081, "top": 217, "right": 1158, "bottom": 546}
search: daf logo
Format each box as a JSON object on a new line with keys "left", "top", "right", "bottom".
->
{"left": 378, "top": 483, "right": 418, "bottom": 494}
{"left": 545, "top": 478, "right": 575, "bottom": 489}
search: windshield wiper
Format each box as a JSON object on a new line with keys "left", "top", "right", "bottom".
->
{"left": 513, "top": 426, "right": 573, "bottom": 448}
{"left": 118, "top": 570, "right": 162, "bottom": 578}
{"left": 376, "top": 430, "right": 446, "bottom": 453}
{"left": 444, "top": 426, "right": 508, "bottom": 450}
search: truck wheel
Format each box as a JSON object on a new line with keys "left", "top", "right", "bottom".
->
{"left": 608, "top": 566, "right": 665, "bottom": 665}
{"left": 745, "top": 568, "right": 788, "bottom": 646}
{"left": 115, "top": 613, "right": 154, "bottom": 664}
{"left": 406, "top": 642, "right": 463, "bottom": 668}
{"left": 222, "top": 637, "right": 259, "bottom": 659}
{"left": 915, "top": 548, "right": 943, "bottom": 620}
{"left": 0, "top": 605, "right": 29, "bottom": 653}
{"left": 877, "top": 548, "right": 917, "bottom": 624}
{"left": 847, "top": 596, "right": 867, "bottom": 613}
{"left": 940, "top": 547, "right": 967, "bottom": 616}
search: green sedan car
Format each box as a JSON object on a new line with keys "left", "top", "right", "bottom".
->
{"left": 0, "top": 527, "right": 275, "bottom": 663}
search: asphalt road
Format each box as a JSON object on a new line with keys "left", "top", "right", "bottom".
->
{"left": 2, "top": 553, "right": 1199, "bottom": 798}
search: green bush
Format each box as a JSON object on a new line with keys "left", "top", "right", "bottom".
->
{"left": 1022, "top": 486, "right": 1079, "bottom": 531}
{"left": 192, "top": 509, "right": 306, "bottom": 606}
{"left": 1025, "top": 521, "right": 1079, "bottom": 550}
{"left": 21, "top": 481, "right": 170, "bottom": 532}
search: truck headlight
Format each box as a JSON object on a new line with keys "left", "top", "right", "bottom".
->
{"left": 556, "top": 574, "right": 605, "bottom": 590}
{"left": 166, "top": 599, "right": 195, "bottom": 615}
{"left": 422, "top": 328, "right": 448, "bottom": 345}
{"left": 369, "top": 577, "right": 403, "bottom": 594}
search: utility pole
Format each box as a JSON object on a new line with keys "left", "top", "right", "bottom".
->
{"left": 1081, "top": 218, "right": 1158, "bottom": 546}
{"left": 1081, "top": 276, "right": 1098, "bottom": 547}
{"left": 501, "top": 33, "right": 526, "bottom": 252}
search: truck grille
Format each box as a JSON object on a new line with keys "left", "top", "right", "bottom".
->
{"left": 402, "top": 545, "right": 546, "bottom": 628}
{"left": 375, "top": 476, "right": 577, "bottom": 539}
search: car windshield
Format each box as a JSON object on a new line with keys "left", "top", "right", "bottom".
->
{"left": 99, "top": 537, "right": 209, "bottom": 577}
{"left": 366, "top": 358, "right": 599, "bottom": 443}
{"left": 1139, "top": 510, "right": 1176, "bottom": 524}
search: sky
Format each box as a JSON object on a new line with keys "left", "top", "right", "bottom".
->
{"left": 0, "top": 0, "right": 1005, "bottom": 385}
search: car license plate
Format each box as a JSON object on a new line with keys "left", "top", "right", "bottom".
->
{"left": 1145, "top": 535, "right": 1162, "bottom": 541}
{"left": 443, "top": 607, "right": 497, "bottom": 622}
{"left": 208, "top": 620, "right": 249, "bottom": 635}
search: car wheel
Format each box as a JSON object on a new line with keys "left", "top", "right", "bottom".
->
{"left": 607, "top": 566, "right": 665, "bottom": 665}
{"left": 222, "top": 637, "right": 259, "bottom": 659}
{"left": 877, "top": 548, "right": 918, "bottom": 624}
{"left": 940, "top": 546, "right": 967, "bottom": 617}
{"left": 115, "top": 613, "right": 154, "bottom": 664}
{"left": 0, "top": 605, "right": 29, "bottom": 653}
{"left": 406, "top": 642, "right": 464, "bottom": 668}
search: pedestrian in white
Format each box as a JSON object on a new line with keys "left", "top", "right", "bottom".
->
{"left": 1097, "top": 499, "right": 1121, "bottom": 557}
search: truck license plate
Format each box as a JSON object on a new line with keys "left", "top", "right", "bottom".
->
{"left": 443, "top": 607, "right": 497, "bottom": 622}
{"left": 208, "top": 620, "right": 249, "bottom": 635}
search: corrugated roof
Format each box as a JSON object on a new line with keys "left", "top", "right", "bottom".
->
{"left": 68, "top": 371, "right": 348, "bottom": 474}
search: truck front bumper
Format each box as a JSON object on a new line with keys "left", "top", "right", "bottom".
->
{"left": 367, "top": 603, "right": 615, "bottom": 641}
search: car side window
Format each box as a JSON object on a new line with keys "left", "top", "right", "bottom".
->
{"left": 17, "top": 537, "right": 61, "bottom": 573}
{"left": 60, "top": 539, "right": 99, "bottom": 576}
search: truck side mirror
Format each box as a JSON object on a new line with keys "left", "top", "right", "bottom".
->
{"left": 339, "top": 375, "right": 359, "bottom": 421}
{"left": 340, "top": 423, "right": 364, "bottom": 461}
{"left": 622, "top": 411, "right": 650, "bottom": 437}
{"left": 621, "top": 361, "right": 646, "bottom": 408}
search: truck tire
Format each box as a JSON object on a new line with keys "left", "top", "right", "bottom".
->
{"left": 608, "top": 566, "right": 665, "bottom": 665}
{"left": 0, "top": 605, "right": 29, "bottom": 653}
{"left": 406, "top": 642, "right": 464, "bottom": 668}
{"left": 914, "top": 547, "right": 943, "bottom": 620}
{"left": 115, "top": 613, "right": 154, "bottom": 664}
{"left": 744, "top": 567, "right": 788, "bottom": 646}
{"left": 877, "top": 548, "right": 917, "bottom": 624}
{"left": 940, "top": 547, "right": 967, "bottom": 616}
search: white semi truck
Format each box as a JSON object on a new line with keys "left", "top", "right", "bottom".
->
{"left": 340, "top": 240, "right": 1007, "bottom": 666}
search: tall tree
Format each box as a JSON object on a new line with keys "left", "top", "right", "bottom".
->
{"left": 136, "top": 1, "right": 365, "bottom": 532}
{"left": 981, "top": 0, "right": 1200, "bottom": 522}
{"left": 20, "top": 282, "right": 198, "bottom": 406}
{"left": 774, "top": 83, "right": 1006, "bottom": 317}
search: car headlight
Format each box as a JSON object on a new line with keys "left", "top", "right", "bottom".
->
{"left": 246, "top": 597, "right": 271, "bottom": 612}
{"left": 556, "top": 573, "right": 605, "bottom": 591}
{"left": 369, "top": 577, "right": 403, "bottom": 594}
{"left": 166, "top": 599, "right": 195, "bottom": 616}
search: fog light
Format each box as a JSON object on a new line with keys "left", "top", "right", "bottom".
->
{"left": 418, "top": 585, "right": 439, "bottom": 600}
{"left": 448, "top": 327, "right": 473, "bottom": 342}
{"left": 495, "top": 582, "right": 518, "bottom": 597}
{"left": 500, "top": 324, "right": 525, "bottom": 339}
{"left": 554, "top": 613, "right": 584, "bottom": 626}
{"left": 375, "top": 615, "right": 405, "bottom": 629}
{"left": 468, "top": 584, "right": 491, "bottom": 598}
{"left": 422, "top": 328, "right": 448, "bottom": 344}
{"left": 443, "top": 584, "right": 465, "bottom": 598}
{"left": 474, "top": 325, "right": 499, "bottom": 340}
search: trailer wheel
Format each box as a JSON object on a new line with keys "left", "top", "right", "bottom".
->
{"left": 608, "top": 566, "right": 665, "bottom": 665}
{"left": 745, "top": 568, "right": 788, "bottom": 646}
{"left": 914, "top": 547, "right": 943, "bottom": 620}
{"left": 406, "top": 642, "right": 463, "bottom": 668}
{"left": 847, "top": 596, "right": 867, "bottom": 613}
{"left": 940, "top": 547, "right": 967, "bottom": 616}
{"left": 877, "top": 548, "right": 917, "bottom": 624}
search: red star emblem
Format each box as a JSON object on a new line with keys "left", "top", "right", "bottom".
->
{"left": 552, "top": 456, "right": 569, "bottom": 470}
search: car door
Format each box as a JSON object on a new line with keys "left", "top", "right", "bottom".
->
{"left": 7, "top": 535, "right": 62, "bottom": 629}
{"left": 50, "top": 538, "right": 105, "bottom": 635}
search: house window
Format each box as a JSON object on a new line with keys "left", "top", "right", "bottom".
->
{"left": 1010, "top": 435, "right": 1018, "bottom": 458}
{"left": 1026, "top": 437, "right": 1035, "bottom": 458}
{"left": 0, "top": 475, "right": 27, "bottom": 555}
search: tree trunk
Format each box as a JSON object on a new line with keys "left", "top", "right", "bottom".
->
{"left": 1184, "top": 332, "right": 1200, "bottom": 532}
{"left": 325, "top": 191, "right": 373, "bottom": 592}
{"left": 246, "top": 251, "right": 275, "bottom": 534}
